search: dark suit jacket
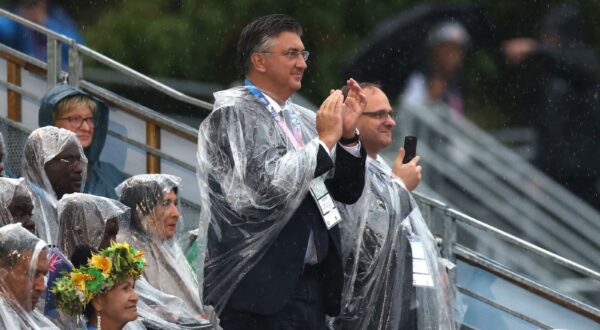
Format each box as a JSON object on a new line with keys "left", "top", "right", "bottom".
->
{"left": 201, "top": 89, "right": 366, "bottom": 317}
{"left": 226, "top": 144, "right": 366, "bottom": 316}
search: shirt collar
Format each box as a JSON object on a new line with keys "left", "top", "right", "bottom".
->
{"left": 262, "top": 93, "right": 291, "bottom": 114}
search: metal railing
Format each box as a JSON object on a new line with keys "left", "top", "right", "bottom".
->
{"left": 384, "top": 102, "right": 600, "bottom": 299}
{"left": 2, "top": 7, "right": 600, "bottom": 327}
{"left": 0, "top": 6, "right": 208, "bottom": 232}
{"left": 413, "top": 192, "right": 600, "bottom": 328}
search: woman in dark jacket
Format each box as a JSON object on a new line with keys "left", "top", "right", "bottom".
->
{"left": 38, "top": 84, "right": 126, "bottom": 199}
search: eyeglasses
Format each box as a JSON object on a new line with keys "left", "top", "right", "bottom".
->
{"left": 361, "top": 111, "right": 394, "bottom": 120}
{"left": 261, "top": 50, "right": 310, "bottom": 61}
{"left": 58, "top": 156, "right": 82, "bottom": 167}
{"left": 56, "top": 116, "right": 95, "bottom": 128}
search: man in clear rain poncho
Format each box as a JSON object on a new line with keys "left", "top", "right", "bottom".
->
{"left": 0, "top": 177, "right": 36, "bottom": 232}
{"left": 39, "top": 83, "right": 127, "bottom": 199}
{"left": 117, "top": 174, "right": 219, "bottom": 329}
{"left": 331, "top": 83, "right": 458, "bottom": 329}
{"left": 0, "top": 223, "right": 58, "bottom": 329}
{"left": 22, "top": 126, "right": 87, "bottom": 245}
{"left": 197, "top": 14, "right": 367, "bottom": 330}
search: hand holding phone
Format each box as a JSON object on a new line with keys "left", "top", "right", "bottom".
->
{"left": 402, "top": 136, "right": 417, "bottom": 164}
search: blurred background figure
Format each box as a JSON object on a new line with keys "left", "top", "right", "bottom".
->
{"left": 0, "top": 177, "right": 35, "bottom": 232}
{"left": 503, "top": 3, "right": 600, "bottom": 209}
{"left": 401, "top": 21, "right": 470, "bottom": 116}
{"left": 0, "top": 0, "right": 83, "bottom": 66}
{"left": 341, "top": 4, "right": 494, "bottom": 108}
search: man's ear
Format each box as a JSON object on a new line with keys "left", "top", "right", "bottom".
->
{"left": 251, "top": 53, "right": 267, "bottom": 73}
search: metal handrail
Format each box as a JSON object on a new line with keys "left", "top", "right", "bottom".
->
{"left": 456, "top": 285, "right": 553, "bottom": 329}
{"left": 76, "top": 45, "right": 213, "bottom": 111}
{"left": 0, "top": 43, "right": 47, "bottom": 70}
{"left": 406, "top": 104, "right": 600, "bottom": 225}
{"left": 456, "top": 246, "right": 600, "bottom": 321}
{"left": 414, "top": 193, "right": 600, "bottom": 282}
{"left": 79, "top": 80, "right": 199, "bottom": 141}
{"left": 0, "top": 8, "right": 72, "bottom": 43}
{"left": 0, "top": 7, "right": 213, "bottom": 113}
{"left": 3, "top": 7, "right": 600, "bottom": 325}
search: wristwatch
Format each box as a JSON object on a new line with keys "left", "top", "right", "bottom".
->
{"left": 339, "top": 128, "right": 360, "bottom": 145}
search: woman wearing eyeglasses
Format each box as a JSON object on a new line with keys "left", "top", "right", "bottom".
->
{"left": 38, "top": 84, "right": 127, "bottom": 200}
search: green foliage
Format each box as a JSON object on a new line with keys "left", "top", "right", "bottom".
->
{"left": 81, "top": 0, "right": 600, "bottom": 128}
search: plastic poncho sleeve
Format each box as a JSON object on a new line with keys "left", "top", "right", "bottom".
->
{"left": 198, "top": 88, "right": 327, "bottom": 311}
{"left": 333, "top": 158, "right": 459, "bottom": 330}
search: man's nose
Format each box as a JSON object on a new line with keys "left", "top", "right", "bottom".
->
{"left": 296, "top": 56, "right": 307, "bottom": 69}
{"left": 73, "top": 161, "right": 84, "bottom": 174}
{"left": 385, "top": 115, "right": 396, "bottom": 128}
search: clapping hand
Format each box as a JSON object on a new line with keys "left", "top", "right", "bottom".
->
{"left": 342, "top": 78, "right": 366, "bottom": 139}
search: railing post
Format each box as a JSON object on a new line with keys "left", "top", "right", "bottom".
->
{"left": 46, "top": 37, "right": 61, "bottom": 88}
{"left": 6, "top": 61, "right": 22, "bottom": 121}
{"left": 68, "top": 42, "right": 81, "bottom": 87}
{"left": 443, "top": 211, "right": 458, "bottom": 285}
{"left": 146, "top": 121, "right": 161, "bottom": 173}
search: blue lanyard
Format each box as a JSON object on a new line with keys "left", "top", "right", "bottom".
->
{"left": 244, "top": 80, "right": 282, "bottom": 121}
{"left": 244, "top": 80, "right": 304, "bottom": 148}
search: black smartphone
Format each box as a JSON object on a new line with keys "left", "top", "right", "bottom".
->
{"left": 402, "top": 136, "right": 417, "bottom": 164}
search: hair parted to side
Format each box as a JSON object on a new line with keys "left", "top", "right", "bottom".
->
{"left": 237, "top": 14, "right": 303, "bottom": 78}
{"left": 55, "top": 95, "right": 97, "bottom": 119}
{"left": 341, "top": 82, "right": 382, "bottom": 99}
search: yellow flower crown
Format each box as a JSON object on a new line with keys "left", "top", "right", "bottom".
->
{"left": 52, "top": 242, "right": 146, "bottom": 316}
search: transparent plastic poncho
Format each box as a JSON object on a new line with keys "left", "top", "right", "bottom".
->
{"left": 22, "top": 126, "right": 88, "bottom": 245}
{"left": 57, "top": 193, "right": 130, "bottom": 258}
{"left": 0, "top": 202, "right": 12, "bottom": 226}
{"left": 197, "top": 87, "right": 322, "bottom": 312}
{"left": 332, "top": 157, "right": 458, "bottom": 329}
{"left": 0, "top": 132, "right": 6, "bottom": 177}
{"left": 0, "top": 177, "right": 33, "bottom": 227}
{"left": 0, "top": 223, "right": 58, "bottom": 329}
{"left": 116, "top": 174, "right": 219, "bottom": 329}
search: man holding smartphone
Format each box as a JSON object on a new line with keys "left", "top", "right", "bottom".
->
{"left": 342, "top": 83, "right": 421, "bottom": 190}
{"left": 332, "top": 83, "right": 457, "bottom": 330}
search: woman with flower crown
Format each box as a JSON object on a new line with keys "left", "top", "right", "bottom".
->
{"left": 52, "top": 242, "right": 146, "bottom": 330}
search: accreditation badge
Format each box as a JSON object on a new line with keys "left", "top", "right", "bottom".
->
{"left": 309, "top": 177, "right": 343, "bottom": 229}
{"left": 408, "top": 234, "right": 435, "bottom": 288}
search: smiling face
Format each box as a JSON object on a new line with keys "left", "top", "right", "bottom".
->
{"left": 148, "top": 189, "right": 180, "bottom": 241}
{"left": 251, "top": 31, "right": 307, "bottom": 101}
{"left": 44, "top": 141, "right": 83, "bottom": 199}
{"left": 356, "top": 87, "right": 396, "bottom": 158}
{"left": 92, "top": 277, "right": 139, "bottom": 328}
